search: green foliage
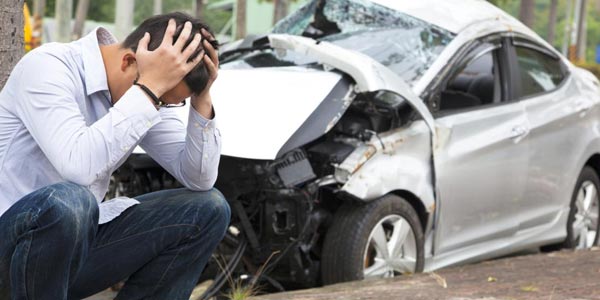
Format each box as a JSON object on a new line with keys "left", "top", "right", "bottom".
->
{"left": 27, "top": 0, "right": 600, "bottom": 59}
{"left": 203, "top": 9, "right": 233, "bottom": 35}
{"left": 26, "top": 0, "right": 232, "bottom": 34}
{"left": 258, "top": 0, "right": 301, "bottom": 2}
{"left": 493, "top": 0, "right": 600, "bottom": 63}
{"left": 134, "top": 0, "right": 191, "bottom": 25}
{"left": 25, "top": 0, "right": 116, "bottom": 22}
{"left": 132, "top": 0, "right": 232, "bottom": 35}
{"left": 88, "top": 0, "right": 117, "bottom": 22}
{"left": 487, "top": 0, "right": 509, "bottom": 5}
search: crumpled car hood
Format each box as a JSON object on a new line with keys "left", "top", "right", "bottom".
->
{"left": 134, "top": 34, "right": 435, "bottom": 160}
{"left": 210, "top": 67, "right": 344, "bottom": 160}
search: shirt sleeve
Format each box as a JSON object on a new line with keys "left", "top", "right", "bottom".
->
{"left": 139, "top": 106, "right": 222, "bottom": 191}
{"left": 13, "top": 52, "right": 161, "bottom": 186}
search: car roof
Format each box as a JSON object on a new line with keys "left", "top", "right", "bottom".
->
{"left": 371, "top": 0, "right": 523, "bottom": 34}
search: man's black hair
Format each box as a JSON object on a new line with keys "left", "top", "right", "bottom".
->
{"left": 121, "top": 12, "right": 218, "bottom": 95}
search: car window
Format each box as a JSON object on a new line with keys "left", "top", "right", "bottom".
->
{"left": 438, "top": 46, "right": 499, "bottom": 111}
{"left": 515, "top": 46, "right": 566, "bottom": 98}
{"left": 269, "top": 0, "right": 455, "bottom": 86}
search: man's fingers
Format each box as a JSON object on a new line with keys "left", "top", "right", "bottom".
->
{"left": 137, "top": 32, "right": 150, "bottom": 53}
{"left": 184, "top": 33, "right": 202, "bottom": 62}
{"left": 174, "top": 21, "right": 193, "bottom": 50}
{"left": 200, "top": 28, "right": 219, "bottom": 70}
{"left": 160, "top": 19, "right": 177, "bottom": 47}
{"left": 203, "top": 39, "right": 219, "bottom": 69}
{"left": 200, "top": 28, "right": 215, "bottom": 42}
{"left": 203, "top": 54, "right": 218, "bottom": 80}
{"left": 188, "top": 50, "right": 205, "bottom": 69}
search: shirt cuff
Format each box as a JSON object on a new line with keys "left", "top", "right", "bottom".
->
{"left": 188, "top": 106, "right": 216, "bottom": 129}
{"left": 113, "top": 86, "right": 162, "bottom": 130}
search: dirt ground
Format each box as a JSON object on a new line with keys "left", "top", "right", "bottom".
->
{"left": 87, "top": 248, "right": 600, "bottom": 300}
{"left": 252, "top": 248, "right": 600, "bottom": 300}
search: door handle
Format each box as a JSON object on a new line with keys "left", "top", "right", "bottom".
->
{"left": 575, "top": 101, "right": 592, "bottom": 115}
{"left": 509, "top": 125, "right": 528, "bottom": 141}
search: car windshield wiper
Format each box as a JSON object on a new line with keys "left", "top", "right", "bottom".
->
{"left": 220, "top": 35, "right": 272, "bottom": 61}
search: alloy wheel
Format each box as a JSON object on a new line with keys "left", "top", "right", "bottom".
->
{"left": 363, "top": 214, "right": 418, "bottom": 278}
{"left": 573, "top": 180, "right": 600, "bottom": 249}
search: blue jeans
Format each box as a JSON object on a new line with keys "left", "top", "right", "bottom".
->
{"left": 0, "top": 182, "right": 231, "bottom": 300}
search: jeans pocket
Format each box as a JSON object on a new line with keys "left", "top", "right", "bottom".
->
{"left": 10, "top": 233, "right": 33, "bottom": 299}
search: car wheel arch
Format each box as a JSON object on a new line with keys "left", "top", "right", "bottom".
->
{"left": 331, "top": 189, "right": 431, "bottom": 244}
{"left": 321, "top": 193, "right": 426, "bottom": 284}
{"left": 563, "top": 140, "right": 600, "bottom": 203}
{"left": 388, "top": 190, "right": 430, "bottom": 233}
{"left": 584, "top": 154, "right": 600, "bottom": 179}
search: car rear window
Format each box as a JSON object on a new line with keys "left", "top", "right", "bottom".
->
{"left": 515, "top": 46, "right": 566, "bottom": 98}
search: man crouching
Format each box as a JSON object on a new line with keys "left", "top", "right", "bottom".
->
{"left": 0, "top": 12, "right": 230, "bottom": 300}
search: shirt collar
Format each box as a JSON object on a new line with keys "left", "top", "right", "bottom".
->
{"left": 81, "top": 27, "right": 117, "bottom": 96}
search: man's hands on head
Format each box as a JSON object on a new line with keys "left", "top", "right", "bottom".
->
{"left": 191, "top": 28, "right": 220, "bottom": 119}
{"left": 135, "top": 19, "right": 204, "bottom": 99}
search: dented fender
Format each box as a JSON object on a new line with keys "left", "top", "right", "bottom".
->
{"left": 266, "top": 35, "right": 438, "bottom": 213}
{"left": 337, "top": 121, "right": 436, "bottom": 213}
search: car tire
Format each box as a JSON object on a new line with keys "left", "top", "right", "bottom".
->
{"left": 321, "top": 194, "right": 424, "bottom": 285}
{"left": 563, "top": 166, "right": 600, "bottom": 249}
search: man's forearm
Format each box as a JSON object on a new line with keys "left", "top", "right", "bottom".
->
{"left": 191, "top": 92, "right": 215, "bottom": 120}
{"left": 140, "top": 107, "right": 221, "bottom": 191}
{"left": 178, "top": 112, "right": 221, "bottom": 190}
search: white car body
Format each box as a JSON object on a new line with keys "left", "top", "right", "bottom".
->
{"left": 132, "top": 0, "right": 600, "bottom": 280}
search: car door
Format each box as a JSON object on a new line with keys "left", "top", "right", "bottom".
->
{"left": 431, "top": 37, "right": 529, "bottom": 254}
{"left": 510, "top": 38, "right": 589, "bottom": 231}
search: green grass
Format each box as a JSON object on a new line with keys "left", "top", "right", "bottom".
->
{"left": 214, "top": 251, "right": 281, "bottom": 300}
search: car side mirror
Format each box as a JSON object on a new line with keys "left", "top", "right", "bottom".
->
{"left": 370, "top": 91, "right": 406, "bottom": 119}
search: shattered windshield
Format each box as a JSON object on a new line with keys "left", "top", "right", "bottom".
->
{"left": 268, "top": 0, "right": 455, "bottom": 85}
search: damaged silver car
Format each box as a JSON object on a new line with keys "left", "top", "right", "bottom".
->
{"left": 110, "top": 0, "right": 600, "bottom": 296}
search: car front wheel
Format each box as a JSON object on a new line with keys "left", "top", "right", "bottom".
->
{"left": 565, "top": 166, "right": 600, "bottom": 249}
{"left": 321, "top": 194, "right": 424, "bottom": 285}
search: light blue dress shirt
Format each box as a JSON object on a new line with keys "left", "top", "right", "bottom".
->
{"left": 0, "top": 28, "right": 221, "bottom": 223}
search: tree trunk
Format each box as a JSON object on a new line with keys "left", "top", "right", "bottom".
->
{"left": 273, "top": 0, "right": 289, "bottom": 25}
{"left": 31, "top": 0, "right": 45, "bottom": 48}
{"left": 547, "top": 0, "right": 558, "bottom": 45}
{"left": 55, "top": 0, "right": 72, "bottom": 42}
{"left": 33, "top": 0, "right": 45, "bottom": 16}
{"left": 235, "top": 0, "right": 246, "bottom": 39}
{"left": 195, "top": 0, "right": 203, "bottom": 18}
{"left": 72, "top": 0, "right": 90, "bottom": 40}
{"left": 519, "top": 0, "right": 536, "bottom": 28}
{"left": 562, "top": 0, "right": 573, "bottom": 55}
{"left": 576, "top": 0, "right": 588, "bottom": 60}
{"left": 0, "top": 0, "right": 24, "bottom": 89}
{"left": 154, "top": 0, "right": 162, "bottom": 15}
{"left": 115, "top": 0, "right": 134, "bottom": 41}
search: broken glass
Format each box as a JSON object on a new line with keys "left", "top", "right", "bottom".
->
{"left": 270, "top": 0, "right": 455, "bottom": 85}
